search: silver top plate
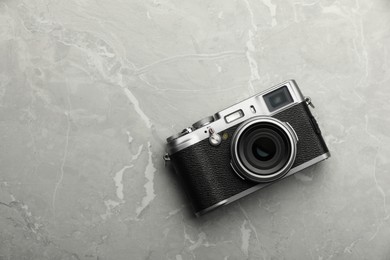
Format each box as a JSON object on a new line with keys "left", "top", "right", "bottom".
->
{"left": 166, "top": 79, "right": 305, "bottom": 155}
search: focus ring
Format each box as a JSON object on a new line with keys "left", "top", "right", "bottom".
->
{"left": 230, "top": 116, "right": 298, "bottom": 183}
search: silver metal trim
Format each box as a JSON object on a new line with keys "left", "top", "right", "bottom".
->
{"left": 194, "top": 152, "right": 330, "bottom": 217}
{"left": 163, "top": 153, "right": 170, "bottom": 161}
{"left": 305, "top": 96, "right": 315, "bottom": 108}
{"left": 285, "top": 122, "right": 299, "bottom": 141}
{"left": 195, "top": 199, "right": 228, "bottom": 217}
{"left": 166, "top": 80, "right": 305, "bottom": 155}
{"left": 167, "top": 127, "right": 193, "bottom": 143}
{"left": 230, "top": 117, "right": 298, "bottom": 183}
{"left": 193, "top": 116, "right": 215, "bottom": 129}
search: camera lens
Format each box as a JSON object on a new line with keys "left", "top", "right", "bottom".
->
{"left": 252, "top": 137, "right": 276, "bottom": 161}
{"left": 239, "top": 124, "right": 289, "bottom": 174}
{"left": 231, "top": 117, "right": 298, "bottom": 183}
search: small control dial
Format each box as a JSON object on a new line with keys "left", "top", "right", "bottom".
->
{"left": 192, "top": 116, "right": 214, "bottom": 129}
{"left": 166, "top": 127, "right": 193, "bottom": 143}
{"left": 166, "top": 133, "right": 181, "bottom": 143}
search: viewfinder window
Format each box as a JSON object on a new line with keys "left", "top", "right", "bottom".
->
{"left": 263, "top": 86, "right": 293, "bottom": 112}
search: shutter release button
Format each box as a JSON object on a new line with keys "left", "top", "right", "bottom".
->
{"left": 192, "top": 116, "right": 214, "bottom": 129}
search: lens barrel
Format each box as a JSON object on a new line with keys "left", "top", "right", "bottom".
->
{"left": 231, "top": 117, "right": 298, "bottom": 183}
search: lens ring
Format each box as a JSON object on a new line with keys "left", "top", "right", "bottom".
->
{"left": 230, "top": 116, "right": 298, "bottom": 183}
{"left": 241, "top": 129, "right": 285, "bottom": 171}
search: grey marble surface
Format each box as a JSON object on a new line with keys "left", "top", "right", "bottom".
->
{"left": 1, "top": 0, "right": 390, "bottom": 259}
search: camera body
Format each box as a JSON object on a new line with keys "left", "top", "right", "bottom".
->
{"left": 165, "top": 80, "right": 330, "bottom": 216}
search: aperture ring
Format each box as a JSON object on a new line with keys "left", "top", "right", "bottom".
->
{"left": 230, "top": 116, "right": 298, "bottom": 183}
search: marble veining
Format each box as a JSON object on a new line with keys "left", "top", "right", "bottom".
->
{"left": 1, "top": 0, "right": 390, "bottom": 259}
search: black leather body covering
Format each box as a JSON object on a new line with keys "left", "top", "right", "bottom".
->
{"left": 170, "top": 101, "right": 329, "bottom": 213}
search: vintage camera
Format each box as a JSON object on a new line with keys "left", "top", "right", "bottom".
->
{"left": 165, "top": 80, "right": 330, "bottom": 216}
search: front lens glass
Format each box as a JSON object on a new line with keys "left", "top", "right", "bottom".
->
{"left": 237, "top": 122, "right": 292, "bottom": 177}
{"left": 252, "top": 137, "right": 276, "bottom": 161}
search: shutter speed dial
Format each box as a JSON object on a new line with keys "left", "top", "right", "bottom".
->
{"left": 192, "top": 116, "right": 214, "bottom": 129}
{"left": 167, "top": 116, "right": 214, "bottom": 143}
{"left": 166, "top": 127, "right": 193, "bottom": 143}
